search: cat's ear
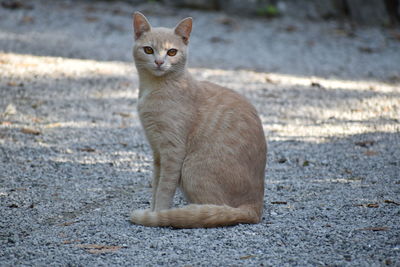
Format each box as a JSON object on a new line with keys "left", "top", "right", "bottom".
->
{"left": 133, "top": 12, "right": 151, "bottom": 40}
{"left": 174, "top": 17, "right": 192, "bottom": 45}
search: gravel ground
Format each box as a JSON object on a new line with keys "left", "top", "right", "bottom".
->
{"left": 1, "top": 0, "right": 399, "bottom": 266}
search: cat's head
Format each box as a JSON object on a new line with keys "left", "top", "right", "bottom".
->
{"left": 132, "top": 12, "right": 192, "bottom": 77}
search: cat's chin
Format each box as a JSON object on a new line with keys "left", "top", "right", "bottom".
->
{"left": 151, "top": 69, "right": 168, "bottom": 77}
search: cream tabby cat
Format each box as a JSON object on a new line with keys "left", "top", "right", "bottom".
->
{"left": 130, "top": 12, "right": 267, "bottom": 228}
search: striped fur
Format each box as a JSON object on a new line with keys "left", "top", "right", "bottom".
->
{"left": 131, "top": 204, "right": 260, "bottom": 228}
{"left": 131, "top": 12, "right": 267, "bottom": 228}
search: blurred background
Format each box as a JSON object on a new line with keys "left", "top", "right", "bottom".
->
{"left": 0, "top": 0, "right": 399, "bottom": 80}
{"left": 148, "top": 0, "right": 400, "bottom": 26}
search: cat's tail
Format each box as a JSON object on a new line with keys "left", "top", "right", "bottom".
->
{"left": 130, "top": 204, "right": 261, "bottom": 228}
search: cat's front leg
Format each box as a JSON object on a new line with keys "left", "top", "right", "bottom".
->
{"left": 151, "top": 152, "right": 160, "bottom": 211}
{"left": 153, "top": 150, "right": 185, "bottom": 211}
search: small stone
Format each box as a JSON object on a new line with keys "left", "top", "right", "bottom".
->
{"left": 344, "top": 255, "right": 352, "bottom": 261}
{"left": 3, "top": 103, "right": 17, "bottom": 116}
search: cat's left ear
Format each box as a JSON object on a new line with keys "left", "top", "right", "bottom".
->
{"left": 174, "top": 17, "right": 192, "bottom": 45}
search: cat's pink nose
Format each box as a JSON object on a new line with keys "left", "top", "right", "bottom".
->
{"left": 155, "top": 59, "right": 164, "bottom": 67}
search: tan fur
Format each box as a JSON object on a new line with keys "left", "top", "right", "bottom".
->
{"left": 130, "top": 12, "right": 267, "bottom": 228}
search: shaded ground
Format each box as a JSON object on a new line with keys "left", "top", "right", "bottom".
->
{"left": 0, "top": 0, "right": 399, "bottom": 266}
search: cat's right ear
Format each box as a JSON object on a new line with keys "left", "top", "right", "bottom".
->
{"left": 133, "top": 12, "right": 151, "bottom": 40}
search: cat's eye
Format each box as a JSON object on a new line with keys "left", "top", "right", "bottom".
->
{"left": 167, "top": 49, "right": 178, "bottom": 57}
{"left": 143, "top": 46, "right": 154, "bottom": 54}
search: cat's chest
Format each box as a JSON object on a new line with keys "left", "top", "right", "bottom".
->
{"left": 137, "top": 89, "right": 168, "bottom": 118}
{"left": 137, "top": 87, "right": 192, "bottom": 148}
{"left": 137, "top": 87, "right": 187, "bottom": 117}
{"left": 137, "top": 89, "right": 182, "bottom": 133}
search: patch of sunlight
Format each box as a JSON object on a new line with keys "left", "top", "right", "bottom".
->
{"left": 312, "top": 178, "right": 363, "bottom": 184}
{"left": 92, "top": 90, "right": 137, "bottom": 99}
{"left": 263, "top": 73, "right": 397, "bottom": 92}
{"left": 50, "top": 150, "right": 150, "bottom": 166}
{"left": 43, "top": 121, "right": 99, "bottom": 129}
{"left": 2, "top": 52, "right": 398, "bottom": 144}
{"left": 267, "top": 123, "right": 398, "bottom": 143}
{"left": 192, "top": 67, "right": 398, "bottom": 92}
{"left": 2, "top": 120, "right": 132, "bottom": 130}
{"left": 2, "top": 52, "right": 397, "bottom": 93}
{"left": 0, "top": 52, "right": 135, "bottom": 79}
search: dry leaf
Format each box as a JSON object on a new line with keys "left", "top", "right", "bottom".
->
{"left": 85, "top": 16, "right": 98, "bottom": 22}
{"left": 21, "top": 128, "right": 41, "bottom": 135}
{"left": 264, "top": 76, "right": 277, "bottom": 84}
{"left": 7, "top": 81, "right": 18, "bottom": 86}
{"left": 21, "top": 16, "right": 34, "bottom": 23}
{"left": 311, "top": 82, "right": 322, "bottom": 88}
{"left": 87, "top": 247, "right": 121, "bottom": 254}
{"left": 284, "top": 25, "right": 297, "bottom": 32}
{"left": 113, "top": 112, "right": 132, "bottom": 118}
{"left": 76, "top": 244, "right": 123, "bottom": 254}
{"left": 77, "top": 244, "right": 101, "bottom": 249}
{"left": 364, "top": 150, "right": 378, "bottom": 156}
{"left": 358, "top": 46, "right": 375, "bottom": 53}
{"left": 240, "top": 255, "right": 256, "bottom": 260}
{"left": 31, "top": 117, "right": 43, "bottom": 123}
{"left": 271, "top": 201, "right": 287, "bottom": 205}
{"left": 0, "top": 121, "right": 13, "bottom": 126}
{"left": 358, "top": 227, "right": 389, "bottom": 231}
{"left": 355, "top": 140, "right": 375, "bottom": 147}
{"left": 333, "top": 28, "right": 355, "bottom": 37}
{"left": 384, "top": 200, "right": 400, "bottom": 205}
{"left": 78, "top": 147, "right": 96, "bottom": 152}
{"left": 59, "top": 221, "right": 79, "bottom": 226}
{"left": 63, "top": 239, "right": 81, "bottom": 244}
{"left": 354, "top": 203, "right": 380, "bottom": 208}
{"left": 31, "top": 101, "right": 45, "bottom": 109}
{"left": 45, "top": 122, "right": 62, "bottom": 128}
{"left": 10, "top": 187, "right": 27, "bottom": 191}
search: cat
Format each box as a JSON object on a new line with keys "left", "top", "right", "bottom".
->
{"left": 130, "top": 12, "right": 267, "bottom": 228}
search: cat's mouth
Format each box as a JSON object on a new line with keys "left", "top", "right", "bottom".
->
{"left": 152, "top": 65, "right": 168, "bottom": 76}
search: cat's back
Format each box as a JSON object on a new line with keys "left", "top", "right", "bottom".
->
{"left": 190, "top": 80, "right": 266, "bottom": 154}
{"left": 196, "top": 80, "right": 261, "bottom": 122}
{"left": 183, "top": 79, "right": 266, "bottom": 208}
